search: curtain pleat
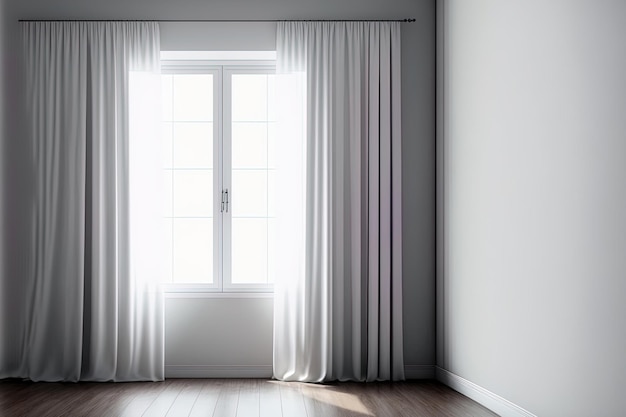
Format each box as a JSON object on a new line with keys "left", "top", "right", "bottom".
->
{"left": 274, "top": 21, "right": 404, "bottom": 382}
{"left": 21, "top": 21, "right": 163, "bottom": 382}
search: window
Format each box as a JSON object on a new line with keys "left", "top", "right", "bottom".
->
{"left": 161, "top": 56, "right": 276, "bottom": 292}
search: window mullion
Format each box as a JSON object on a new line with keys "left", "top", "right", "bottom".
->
{"left": 222, "top": 69, "right": 233, "bottom": 291}
{"left": 215, "top": 67, "right": 225, "bottom": 292}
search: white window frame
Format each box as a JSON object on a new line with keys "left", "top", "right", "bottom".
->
{"left": 162, "top": 58, "right": 276, "bottom": 294}
{"left": 222, "top": 65, "right": 276, "bottom": 293}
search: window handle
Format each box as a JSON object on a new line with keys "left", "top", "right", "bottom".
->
{"left": 221, "top": 190, "right": 225, "bottom": 213}
{"left": 225, "top": 189, "right": 229, "bottom": 213}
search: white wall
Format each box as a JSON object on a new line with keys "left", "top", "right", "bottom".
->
{"left": 2, "top": 0, "right": 436, "bottom": 376}
{"left": 440, "top": 0, "right": 626, "bottom": 415}
{"left": 165, "top": 296, "right": 274, "bottom": 377}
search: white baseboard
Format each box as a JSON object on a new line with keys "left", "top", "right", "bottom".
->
{"left": 165, "top": 365, "right": 273, "bottom": 379}
{"left": 404, "top": 365, "right": 436, "bottom": 379}
{"left": 436, "top": 367, "right": 536, "bottom": 417}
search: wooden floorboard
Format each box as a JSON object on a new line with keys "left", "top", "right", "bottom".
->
{"left": 119, "top": 381, "right": 170, "bottom": 417}
{"left": 0, "top": 378, "right": 500, "bottom": 417}
{"left": 166, "top": 380, "right": 202, "bottom": 417}
{"left": 236, "top": 379, "right": 260, "bottom": 417}
{"left": 258, "top": 380, "right": 282, "bottom": 417}
{"left": 188, "top": 380, "right": 221, "bottom": 417}
{"left": 278, "top": 381, "right": 308, "bottom": 417}
{"left": 212, "top": 379, "right": 240, "bottom": 417}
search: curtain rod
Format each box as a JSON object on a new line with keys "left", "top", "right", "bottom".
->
{"left": 19, "top": 18, "right": 416, "bottom": 23}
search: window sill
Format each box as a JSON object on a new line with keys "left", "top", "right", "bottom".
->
{"left": 164, "top": 291, "right": 273, "bottom": 299}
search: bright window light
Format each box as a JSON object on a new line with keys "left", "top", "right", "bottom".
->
{"left": 160, "top": 57, "right": 281, "bottom": 292}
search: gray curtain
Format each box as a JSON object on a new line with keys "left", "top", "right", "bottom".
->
{"left": 273, "top": 21, "right": 404, "bottom": 382}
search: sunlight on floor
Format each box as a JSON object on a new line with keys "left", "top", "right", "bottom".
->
{"left": 271, "top": 381, "right": 374, "bottom": 416}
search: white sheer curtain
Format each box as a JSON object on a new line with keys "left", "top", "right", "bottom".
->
{"left": 21, "top": 21, "right": 164, "bottom": 381}
{"left": 273, "top": 21, "right": 404, "bottom": 382}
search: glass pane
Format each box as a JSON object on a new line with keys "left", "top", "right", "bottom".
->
{"left": 173, "top": 170, "right": 213, "bottom": 217}
{"left": 173, "top": 74, "right": 213, "bottom": 122}
{"left": 231, "top": 218, "right": 268, "bottom": 284}
{"left": 267, "top": 122, "right": 277, "bottom": 169}
{"left": 267, "top": 218, "right": 276, "bottom": 284}
{"left": 162, "top": 75, "right": 173, "bottom": 121}
{"left": 173, "top": 122, "right": 213, "bottom": 168}
{"left": 232, "top": 122, "right": 267, "bottom": 169}
{"left": 173, "top": 218, "right": 213, "bottom": 283}
{"left": 162, "top": 122, "right": 173, "bottom": 168}
{"left": 163, "top": 170, "right": 173, "bottom": 217}
{"left": 267, "top": 170, "right": 276, "bottom": 218}
{"left": 162, "top": 218, "right": 173, "bottom": 283}
{"left": 232, "top": 74, "right": 267, "bottom": 122}
{"left": 161, "top": 73, "right": 217, "bottom": 287}
{"left": 231, "top": 170, "right": 267, "bottom": 217}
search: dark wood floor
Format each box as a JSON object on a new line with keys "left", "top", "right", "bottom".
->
{"left": 0, "top": 378, "right": 499, "bottom": 417}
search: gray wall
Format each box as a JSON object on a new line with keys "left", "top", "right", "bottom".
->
{"left": 0, "top": 0, "right": 5, "bottom": 368}
{"left": 440, "top": 0, "right": 626, "bottom": 415}
{"left": 1, "top": 0, "right": 436, "bottom": 375}
{"left": 1, "top": 0, "right": 29, "bottom": 373}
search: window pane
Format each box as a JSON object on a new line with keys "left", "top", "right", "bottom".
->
{"left": 231, "top": 218, "right": 268, "bottom": 284}
{"left": 163, "top": 218, "right": 173, "bottom": 283}
{"left": 161, "top": 72, "right": 219, "bottom": 288}
{"left": 231, "top": 170, "right": 267, "bottom": 217}
{"left": 267, "top": 122, "right": 277, "bottom": 169}
{"left": 232, "top": 122, "right": 267, "bottom": 169}
{"left": 173, "top": 74, "right": 213, "bottom": 122}
{"left": 267, "top": 170, "right": 276, "bottom": 218}
{"left": 173, "top": 170, "right": 213, "bottom": 217}
{"left": 232, "top": 74, "right": 267, "bottom": 122}
{"left": 173, "top": 122, "right": 213, "bottom": 168}
{"left": 163, "top": 170, "right": 173, "bottom": 217}
{"left": 229, "top": 71, "right": 275, "bottom": 288}
{"left": 173, "top": 218, "right": 213, "bottom": 283}
{"left": 267, "top": 218, "right": 276, "bottom": 284}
